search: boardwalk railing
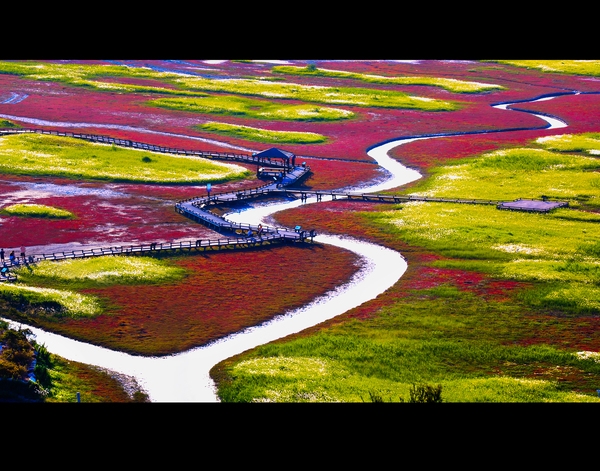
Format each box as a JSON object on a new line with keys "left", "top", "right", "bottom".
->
{"left": 0, "top": 127, "right": 566, "bottom": 280}
{"left": 0, "top": 128, "right": 289, "bottom": 167}
{"left": 20, "top": 233, "right": 301, "bottom": 264}
{"left": 275, "top": 188, "right": 501, "bottom": 205}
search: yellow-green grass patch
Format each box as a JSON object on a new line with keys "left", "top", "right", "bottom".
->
{"left": 195, "top": 121, "right": 328, "bottom": 144}
{"left": 0, "top": 133, "right": 251, "bottom": 183}
{"left": 221, "top": 343, "right": 600, "bottom": 402}
{"left": 0, "top": 61, "right": 460, "bottom": 111}
{"left": 171, "top": 76, "right": 460, "bottom": 110}
{"left": 0, "top": 119, "right": 21, "bottom": 128}
{"left": 272, "top": 65, "right": 505, "bottom": 93}
{"left": 367, "top": 137, "right": 600, "bottom": 313}
{"left": 0, "top": 283, "right": 100, "bottom": 318}
{"left": 13, "top": 256, "right": 186, "bottom": 286}
{"left": 148, "top": 95, "right": 353, "bottom": 121}
{"left": 2, "top": 203, "right": 74, "bottom": 219}
{"left": 536, "top": 132, "right": 600, "bottom": 156}
{"left": 406, "top": 146, "right": 600, "bottom": 207}
{"left": 491, "top": 60, "right": 600, "bottom": 77}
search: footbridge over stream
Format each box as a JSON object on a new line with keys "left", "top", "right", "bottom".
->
{"left": 0, "top": 129, "right": 569, "bottom": 282}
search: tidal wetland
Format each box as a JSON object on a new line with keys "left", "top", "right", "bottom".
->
{"left": 1, "top": 60, "right": 600, "bottom": 403}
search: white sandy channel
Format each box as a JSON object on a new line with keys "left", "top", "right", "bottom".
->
{"left": 0, "top": 94, "right": 569, "bottom": 401}
{"left": 0, "top": 138, "right": 423, "bottom": 403}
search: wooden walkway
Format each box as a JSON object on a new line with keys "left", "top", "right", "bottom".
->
{"left": 0, "top": 152, "right": 316, "bottom": 281}
{"left": 0, "top": 128, "right": 569, "bottom": 282}
{"left": 274, "top": 188, "right": 502, "bottom": 205}
{"left": 0, "top": 128, "right": 291, "bottom": 169}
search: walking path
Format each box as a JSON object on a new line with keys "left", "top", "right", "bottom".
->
{"left": 0, "top": 112, "right": 570, "bottom": 279}
{"left": 0, "top": 89, "right": 589, "bottom": 402}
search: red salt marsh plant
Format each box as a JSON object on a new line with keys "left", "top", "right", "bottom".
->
{"left": 212, "top": 164, "right": 600, "bottom": 402}
{"left": 298, "top": 159, "right": 382, "bottom": 190}
{"left": 3, "top": 59, "right": 600, "bottom": 401}
{"left": 0, "top": 178, "right": 222, "bottom": 250}
{"left": 16, "top": 244, "right": 362, "bottom": 356}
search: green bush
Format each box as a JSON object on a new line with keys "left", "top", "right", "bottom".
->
{"left": 409, "top": 383, "right": 443, "bottom": 403}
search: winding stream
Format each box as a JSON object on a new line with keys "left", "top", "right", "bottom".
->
{"left": 0, "top": 93, "right": 573, "bottom": 402}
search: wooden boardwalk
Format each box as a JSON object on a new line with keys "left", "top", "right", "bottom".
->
{"left": 0, "top": 157, "right": 316, "bottom": 280}
{"left": 0, "top": 128, "right": 569, "bottom": 281}
{"left": 274, "top": 188, "right": 502, "bottom": 205}
{"left": 0, "top": 128, "right": 291, "bottom": 168}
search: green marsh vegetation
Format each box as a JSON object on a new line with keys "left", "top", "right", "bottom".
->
{"left": 0, "top": 133, "right": 251, "bottom": 184}
{"left": 195, "top": 122, "right": 328, "bottom": 144}
{"left": 403, "top": 134, "right": 600, "bottom": 209}
{"left": 374, "top": 133, "right": 600, "bottom": 314}
{"left": 169, "top": 75, "right": 461, "bottom": 111}
{"left": 0, "top": 283, "right": 101, "bottom": 318}
{"left": 15, "top": 256, "right": 185, "bottom": 286}
{"left": 491, "top": 60, "right": 600, "bottom": 77}
{"left": 536, "top": 132, "right": 600, "bottom": 155}
{"left": 0, "top": 119, "right": 21, "bottom": 128}
{"left": 5, "top": 256, "right": 185, "bottom": 319}
{"left": 0, "top": 61, "right": 460, "bottom": 112}
{"left": 149, "top": 95, "right": 354, "bottom": 121}
{"left": 272, "top": 64, "right": 506, "bottom": 93}
{"left": 1, "top": 203, "right": 74, "bottom": 219}
{"left": 0, "top": 319, "right": 148, "bottom": 402}
{"left": 214, "top": 132, "right": 600, "bottom": 402}
{"left": 216, "top": 311, "right": 600, "bottom": 402}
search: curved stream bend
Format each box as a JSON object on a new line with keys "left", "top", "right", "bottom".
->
{"left": 1, "top": 93, "right": 573, "bottom": 402}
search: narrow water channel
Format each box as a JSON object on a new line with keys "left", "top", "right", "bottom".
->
{"left": 1, "top": 93, "right": 572, "bottom": 401}
{"left": 2, "top": 145, "right": 420, "bottom": 402}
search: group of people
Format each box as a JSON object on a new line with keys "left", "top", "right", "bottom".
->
{"left": 0, "top": 246, "right": 27, "bottom": 266}
{"left": 247, "top": 224, "right": 264, "bottom": 240}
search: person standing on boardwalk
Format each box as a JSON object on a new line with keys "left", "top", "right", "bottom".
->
{"left": 9, "top": 251, "right": 15, "bottom": 265}
{"left": 20, "top": 246, "right": 26, "bottom": 261}
{"left": 0, "top": 248, "right": 4, "bottom": 263}
{"left": 257, "top": 224, "right": 263, "bottom": 238}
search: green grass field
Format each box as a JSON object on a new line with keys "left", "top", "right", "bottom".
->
{"left": 195, "top": 122, "right": 328, "bottom": 143}
{"left": 214, "top": 131, "right": 600, "bottom": 402}
{"left": 0, "top": 133, "right": 251, "bottom": 183}
{"left": 272, "top": 64, "right": 505, "bottom": 93}
{"left": 7, "top": 256, "right": 186, "bottom": 318}
{"left": 149, "top": 95, "right": 354, "bottom": 121}
{"left": 1, "top": 203, "right": 74, "bottom": 219}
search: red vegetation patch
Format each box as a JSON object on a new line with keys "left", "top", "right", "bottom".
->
{"left": 41, "top": 243, "right": 361, "bottom": 356}
{"left": 388, "top": 132, "right": 542, "bottom": 171}
{"left": 514, "top": 315, "right": 600, "bottom": 352}
{"left": 299, "top": 159, "right": 381, "bottom": 190}
{"left": 0, "top": 177, "right": 221, "bottom": 252}
{"left": 2, "top": 60, "right": 599, "bottom": 360}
